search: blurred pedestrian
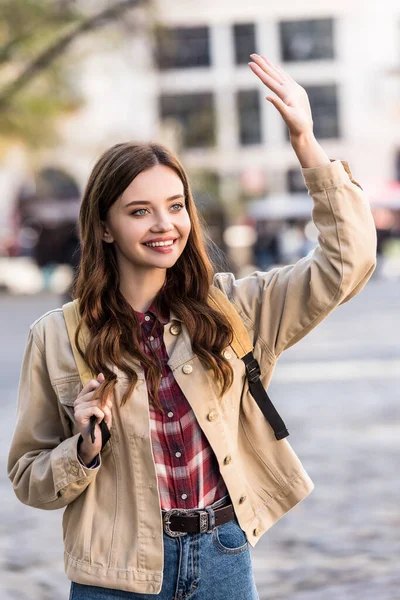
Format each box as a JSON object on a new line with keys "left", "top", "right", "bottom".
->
{"left": 8, "top": 54, "right": 377, "bottom": 600}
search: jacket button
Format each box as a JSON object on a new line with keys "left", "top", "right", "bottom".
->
{"left": 224, "top": 455, "right": 232, "bottom": 465}
{"left": 71, "top": 465, "right": 79, "bottom": 476}
{"left": 253, "top": 527, "right": 261, "bottom": 537}
{"left": 182, "top": 364, "right": 193, "bottom": 374}
{"left": 239, "top": 495, "right": 247, "bottom": 504}
{"left": 223, "top": 350, "right": 232, "bottom": 360}
{"left": 207, "top": 411, "right": 218, "bottom": 422}
{"left": 170, "top": 324, "right": 181, "bottom": 336}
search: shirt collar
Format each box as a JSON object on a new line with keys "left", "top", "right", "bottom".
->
{"left": 134, "top": 294, "right": 170, "bottom": 326}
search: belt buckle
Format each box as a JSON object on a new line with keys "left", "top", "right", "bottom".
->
{"left": 163, "top": 508, "right": 210, "bottom": 537}
{"left": 163, "top": 508, "right": 189, "bottom": 538}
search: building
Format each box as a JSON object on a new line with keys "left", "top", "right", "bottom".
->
{"left": 1, "top": 0, "right": 400, "bottom": 261}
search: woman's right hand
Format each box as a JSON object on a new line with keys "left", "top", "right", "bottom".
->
{"left": 74, "top": 373, "right": 112, "bottom": 465}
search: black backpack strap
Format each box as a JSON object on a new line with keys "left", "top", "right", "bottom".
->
{"left": 242, "top": 351, "right": 289, "bottom": 441}
{"left": 89, "top": 415, "right": 111, "bottom": 450}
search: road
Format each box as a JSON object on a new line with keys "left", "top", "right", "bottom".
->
{"left": 1, "top": 278, "right": 399, "bottom": 599}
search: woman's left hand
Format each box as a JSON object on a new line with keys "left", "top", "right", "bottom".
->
{"left": 248, "top": 54, "right": 314, "bottom": 140}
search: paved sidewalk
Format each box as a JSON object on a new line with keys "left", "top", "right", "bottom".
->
{"left": 1, "top": 280, "right": 399, "bottom": 599}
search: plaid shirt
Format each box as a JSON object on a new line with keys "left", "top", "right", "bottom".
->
{"left": 134, "top": 298, "right": 229, "bottom": 511}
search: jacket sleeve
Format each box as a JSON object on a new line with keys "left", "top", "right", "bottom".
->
{"left": 213, "top": 159, "right": 377, "bottom": 358}
{"left": 7, "top": 327, "right": 102, "bottom": 510}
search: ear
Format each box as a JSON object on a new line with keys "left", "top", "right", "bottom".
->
{"left": 100, "top": 220, "right": 114, "bottom": 244}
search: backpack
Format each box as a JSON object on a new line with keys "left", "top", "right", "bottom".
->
{"left": 62, "top": 286, "right": 289, "bottom": 451}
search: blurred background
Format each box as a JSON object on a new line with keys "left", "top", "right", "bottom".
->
{"left": 1, "top": 1, "right": 399, "bottom": 599}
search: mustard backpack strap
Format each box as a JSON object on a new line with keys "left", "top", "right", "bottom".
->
{"left": 207, "top": 285, "right": 253, "bottom": 358}
{"left": 208, "top": 284, "right": 289, "bottom": 441}
{"left": 62, "top": 299, "right": 111, "bottom": 450}
{"left": 62, "top": 299, "right": 94, "bottom": 386}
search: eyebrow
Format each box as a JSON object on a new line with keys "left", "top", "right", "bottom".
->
{"left": 124, "top": 194, "right": 184, "bottom": 208}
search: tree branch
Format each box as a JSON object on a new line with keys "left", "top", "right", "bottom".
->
{"left": 0, "top": 0, "right": 145, "bottom": 109}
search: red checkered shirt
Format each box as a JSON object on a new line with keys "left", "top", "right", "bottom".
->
{"left": 134, "top": 298, "right": 229, "bottom": 511}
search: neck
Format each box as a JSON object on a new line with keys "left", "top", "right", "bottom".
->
{"left": 119, "top": 265, "right": 167, "bottom": 314}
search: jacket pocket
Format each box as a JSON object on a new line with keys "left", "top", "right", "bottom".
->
{"left": 54, "top": 377, "right": 82, "bottom": 428}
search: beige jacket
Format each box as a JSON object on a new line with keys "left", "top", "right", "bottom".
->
{"left": 8, "top": 160, "right": 377, "bottom": 594}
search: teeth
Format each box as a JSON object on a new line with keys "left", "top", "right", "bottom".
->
{"left": 145, "top": 240, "right": 174, "bottom": 247}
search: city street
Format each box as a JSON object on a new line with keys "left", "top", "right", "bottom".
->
{"left": 1, "top": 278, "right": 399, "bottom": 599}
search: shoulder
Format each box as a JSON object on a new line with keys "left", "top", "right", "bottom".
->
{"left": 29, "top": 307, "right": 72, "bottom": 361}
{"left": 30, "top": 307, "right": 66, "bottom": 339}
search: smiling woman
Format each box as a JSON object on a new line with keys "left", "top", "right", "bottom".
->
{"left": 8, "top": 54, "right": 377, "bottom": 600}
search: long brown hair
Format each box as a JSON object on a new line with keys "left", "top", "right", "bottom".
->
{"left": 72, "top": 141, "right": 234, "bottom": 411}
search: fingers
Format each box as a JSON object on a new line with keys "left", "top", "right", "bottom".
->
{"left": 74, "top": 374, "right": 113, "bottom": 410}
{"left": 260, "top": 55, "right": 293, "bottom": 81}
{"left": 248, "top": 63, "right": 283, "bottom": 97}
{"left": 75, "top": 401, "right": 112, "bottom": 425}
{"left": 78, "top": 377, "right": 102, "bottom": 398}
{"left": 249, "top": 54, "right": 285, "bottom": 87}
{"left": 266, "top": 94, "right": 289, "bottom": 118}
{"left": 76, "top": 398, "right": 113, "bottom": 409}
{"left": 76, "top": 405, "right": 105, "bottom": 425}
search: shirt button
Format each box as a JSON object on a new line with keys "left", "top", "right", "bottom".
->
{"left": 253, "top": 527, "right": 261, "bottom": 537}
{"left": 181, "top": 494, "right": 188, "bottom": 500}
{"left": 239, "top": 495, "right": 247, "bottom": 504}
{"left": 207, "top": 411, "right": 218, "bottom": 422}
{"left": 182, "top": 364, "right": 193, "bottom": 374}
{"left": 148, "top": 335, "right": 155, "bottom": 341}
{"left": 224, "top": 455, "right": 232, "bottom": 465}
{"left": 170, "top": 324, "right": 181, "bottom": 335}
{"left": 223, "top": 350, "right": 232, "bottom": 360}
{"left": 175, "top": 451, "right": 182, "bottom": 458}
{"left": 167, "top": 411, "right": 174, "bottom": 418}
{"left": 144, "top": 315, "right": 151, "bottom": 322}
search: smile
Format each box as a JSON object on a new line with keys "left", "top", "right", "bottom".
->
{"left": 144, "top": 240, "right": 175, "bottom": 248}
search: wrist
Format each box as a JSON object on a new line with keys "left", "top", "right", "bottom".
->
{"left": 289, "top": 132, "right": 331, "bottom": 169}
{"left": 289, "top": 130, "right": 316, "bottom": 147}
{"left": 77, "top": 436, "right": 98, "bottom": 466}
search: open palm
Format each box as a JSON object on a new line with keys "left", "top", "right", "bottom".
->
{"left": 248, "top": 54, "right": 314, "bottom": 139}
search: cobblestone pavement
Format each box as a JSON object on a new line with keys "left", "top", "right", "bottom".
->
{"left": 1, "top": 278, "right": 399, "bottom": 599}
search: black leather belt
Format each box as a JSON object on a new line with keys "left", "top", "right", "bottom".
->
{"left": 162, "top": 502, "right": 235, "bottom": 537}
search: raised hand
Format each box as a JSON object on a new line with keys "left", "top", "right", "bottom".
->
{"left": 248, "top": 53, "right": 313, "bottom": 140}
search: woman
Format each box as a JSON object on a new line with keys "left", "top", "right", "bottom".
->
{"left": 8, "top": 55, "right": 377, "bottom": 599}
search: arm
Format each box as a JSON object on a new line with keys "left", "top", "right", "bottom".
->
{"left": 7, "top": 328, "right": 101, "bottom": 510}
{"left": 215, "top": 56, "right": 375, "bottom": 357}
{"left": 214, "top": 157, "right": 376, "bottom": 357}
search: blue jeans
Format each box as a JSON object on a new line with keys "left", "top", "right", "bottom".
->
{"left": 69, "top": 494, "right": 259, "bottom": 600}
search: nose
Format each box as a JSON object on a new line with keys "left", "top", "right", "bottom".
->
{"left": 150, "top": 210, "right": 175, "bottom": 232}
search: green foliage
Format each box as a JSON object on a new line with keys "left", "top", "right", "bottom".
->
{"left": 0, "top": 0, "right": 83, "bottom": 147}
{"left": 0, "top": 0, "right": 143, "bottom": 149}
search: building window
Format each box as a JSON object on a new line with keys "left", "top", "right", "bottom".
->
{"left": 279, "top": 18, "right": 335, "bottom": 62}
{"left": 154, "top": 26, "right": 210, "bottom": 70}
{"left": 285, "top": 84, "right": 339, "bottom": 140}
{"left": 233, "top": 23, "right": 256, "bottom": 65}
{"left": 287, "top": 168, "right": 307, "bottom": 193}
{"left": 307, "top": 84, "right": 339, "bottom": 139}
{"left": 237, "top": 90, "right": 262, "bottom": 146}
{"left": 159, "top": 92, "right": 215, "bottom": 148}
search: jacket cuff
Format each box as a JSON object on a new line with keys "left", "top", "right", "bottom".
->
{"left": 77, "top": 453, "right": 100, "bottom": 469}
{"left": 51, "top": 433, "right": 101, "bottom": 494}
{"left": 301, "top": 159, "right": 362, "bottom": 193}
